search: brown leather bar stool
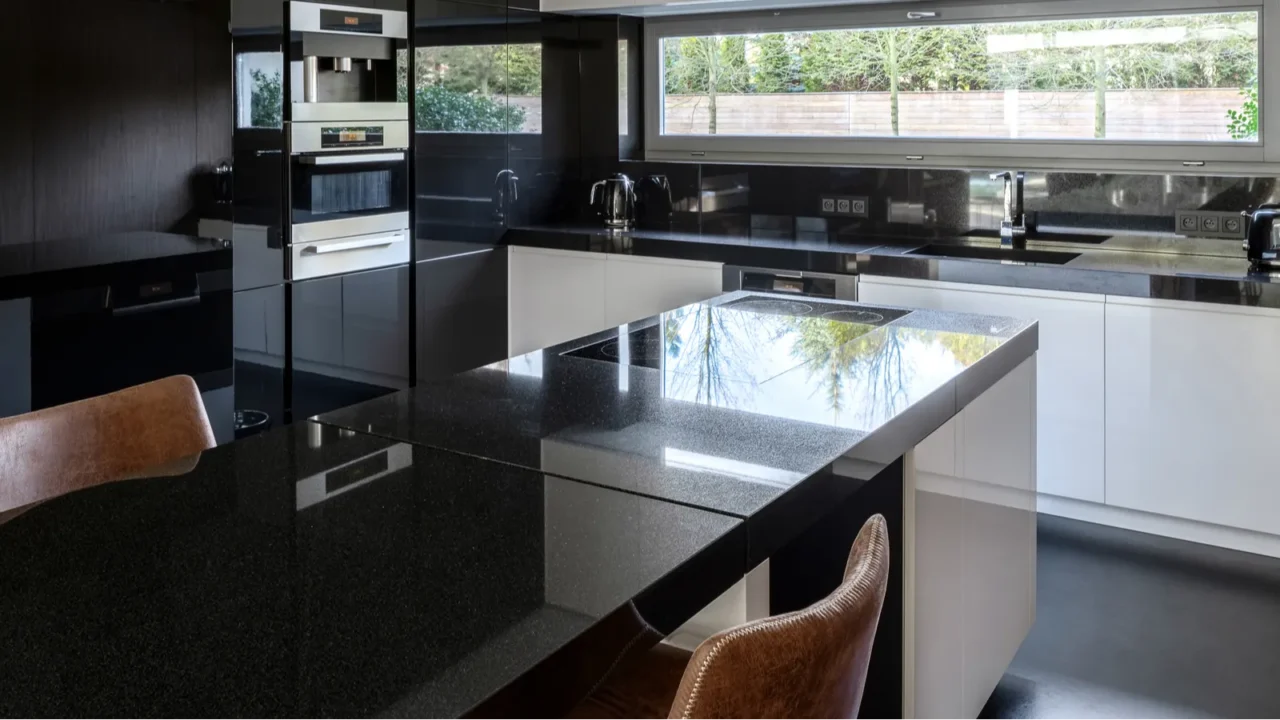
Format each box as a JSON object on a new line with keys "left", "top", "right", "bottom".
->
{"left": 0, "top": 375, "right": 217, "bottom": 517}
{"left": 571, "top": 514, "right": 890, "bottom": 720}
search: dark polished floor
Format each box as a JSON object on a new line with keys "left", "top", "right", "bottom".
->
{"left": 981, "top": 515, "right": 1280, "bottom": 719}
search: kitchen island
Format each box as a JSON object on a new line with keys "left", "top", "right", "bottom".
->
{"left": 0, "top": 292, "right": 1037, "bottom": 718}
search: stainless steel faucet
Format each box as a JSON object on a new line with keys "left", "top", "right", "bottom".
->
{"left": 989, "top": 171, "right": 1027, "bottom": 249}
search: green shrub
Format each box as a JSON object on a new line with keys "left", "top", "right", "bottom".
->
{"left": 416, "top": 85, "right": 526, "bottom": 132}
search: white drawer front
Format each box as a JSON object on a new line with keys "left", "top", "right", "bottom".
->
{"left": 290, "top": 230, "right": 410, "bottom": 281}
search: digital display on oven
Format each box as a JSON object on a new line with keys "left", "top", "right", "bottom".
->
{"left": 320, "top": 126, "right": 385, "bottom": 149}
{"left": 319, "top": 9, "right": 383, "bottom": 34}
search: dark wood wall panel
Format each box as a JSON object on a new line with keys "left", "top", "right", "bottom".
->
{"left": 0, "top": 4, "right": 34, "bottom": 245}
{"left": 0, "top": 0, "right": 231, "bottom": 245}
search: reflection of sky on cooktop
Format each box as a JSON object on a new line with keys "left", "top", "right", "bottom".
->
{"left": 658, "top": 302, "right": 1004, "bottom": 432}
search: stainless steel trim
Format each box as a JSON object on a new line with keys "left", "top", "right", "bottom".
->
{"left": 288, "top": 2, "right": 408, "bottom": 39}
{"left": 906, "top": 11, "right": 938, "bottom": 19}
{"left": 302, "top": 234, "right": 404, "bottom": 254}
{"left": 290, "top": 102, "right": 409, "bottom": 123}
{"left": 299, "top": 151, "right": 405, "bottom": 165}
{"left": 291, "top": 119, "right": 409, "bottom": 153}
{"left": 335, "top": 57, "right": 352, "bottom": 72}
{"left": 724, "top": 266, "right": 857, "bottom": 301}
{"left": 291, "top": 212, "right": 408, "bottom": 244}
{"left": 303, "top": 56, "right": 318, "bottom": 103}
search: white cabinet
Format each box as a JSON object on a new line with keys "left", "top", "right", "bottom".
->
{"left": 858, "top": 276, "right": 1105, "bottom": 503}
{"left": 603, "top": 254, "right": 723, "bottom": 328}
{"left": 1104, "top": 297, "right": 1280, "bottom": 535}
{"left": 507, "top": 247, "right": 723, "bottom": 357}
{"left": 508, "top": 247, "right": 608, "bottom": 357}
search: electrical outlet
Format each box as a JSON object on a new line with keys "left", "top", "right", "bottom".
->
{"left": 1176, "top": 210, "right": 1247, "bottom": 239}
{"left": 821, "top": 195, "right": 870, "bottom": 218}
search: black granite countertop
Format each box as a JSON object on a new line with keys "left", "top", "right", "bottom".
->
{"left": 506, "top": 224, "right": 1280, "bottom": 308}
{"left": 317, "top": 291, "right": 1037, "bottom": 528}
{"left": 0, "top": 422, "right": 743, "bottom": 718}
{"left": 0, "top": 231, "right": 231, "bottom": 301}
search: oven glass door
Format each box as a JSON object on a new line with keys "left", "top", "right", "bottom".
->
{"left": 291, "top": 152, "right": 408, "bottom": 225}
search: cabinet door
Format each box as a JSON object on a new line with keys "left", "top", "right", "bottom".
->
{"left": 508, "top": 247, "right": 607, "bottom": 357}
{"left": 292, "top": 276, "right": 344, "bottom": 367}
{"left": 859, "top": 276, "right": 1105, "bottom": 503}
{"left": 417, "top": 250, "right": 508, "bottom": 382}
{"left": 1105, "top": 298, "right": 1280, "bottom": 534}
{"left": 603, "top": 255, "right": 723, "bottom": 328}
{"left": 0, "top": 298, "right": 31, "bottom": 417}
{"left": 233, "top": 287, "right": 268, "bottom": 354}
{"left": 342, "top": 264, "right": 410, "bottom": 385}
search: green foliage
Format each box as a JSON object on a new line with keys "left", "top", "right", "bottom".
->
{"left": 662, "top": 12, "right": 1259, "bottom": 138}
{"left": 415, "top": 85, "right": 526, "bottom": 132}
{"left": 1227, "top": 82, "right": 1259, "bottom": 140}
{"left": 414, "top": 44, "right": 542, "bottom": 96}
{"left": 753, "top": 33, "right": 800, "bottom": 93}
{"left": 249, "top": 69, "right": 282, "bottom": 129}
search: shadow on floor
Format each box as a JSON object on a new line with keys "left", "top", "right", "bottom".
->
{"left": 981, "top": 514, "right": 1280, "bottom": 719}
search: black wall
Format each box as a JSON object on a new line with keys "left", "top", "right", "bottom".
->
{"left": 0, "top": 0, "right": 232, "bottom": 246}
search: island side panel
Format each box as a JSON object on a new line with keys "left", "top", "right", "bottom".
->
{"left": 913, "top": 354, "right": 1038, "bottom": 718}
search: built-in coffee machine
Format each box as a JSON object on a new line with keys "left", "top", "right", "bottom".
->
{"left": 285, "top": 1, "right": 410, "bottom": 281}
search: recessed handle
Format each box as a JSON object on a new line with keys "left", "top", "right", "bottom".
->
{"left": 302, "top": 235, "right": 405, "bottom": 254}
{"left": 907, "top": 11, "right": 938, "bottom": 19}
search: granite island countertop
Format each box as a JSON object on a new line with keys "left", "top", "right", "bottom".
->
{"left": 505, "top": 224, "right": 1280, "bottom": 308}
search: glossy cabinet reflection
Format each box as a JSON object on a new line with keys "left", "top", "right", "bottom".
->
{"left": 291, "top": 264, "right": 410, "bottom": 420}
{"left": 859, "top": 275, "right": 1105, "bottom": 504}
{"left": 0, "top": 298, "right": 31, "bottom": 417}
{"left": 416, "top": 249, "right": 508, "bottom": 381}
{"left": 1105, "top": 297, "right": 1280, "bottom": 537}
{"left": 911, "top": 356, "right": 1037, "bottom": 719}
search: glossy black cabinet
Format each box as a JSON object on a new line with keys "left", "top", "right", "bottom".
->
{"left": 291, "top": 264, "right": 411, "bottom": 419}
{"left": 0, "top": 298, "right": 31, "bottom": 417}
{"left": 416, "top": 248, "right": 508, "bottom": 381}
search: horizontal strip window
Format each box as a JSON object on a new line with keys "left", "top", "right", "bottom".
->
{"left": 644, "top": 0, "right": 1279, "bottom": 172}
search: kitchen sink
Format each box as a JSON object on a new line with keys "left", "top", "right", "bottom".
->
{"left": 906, "top": 244, "right": 1081, "bottom": 265}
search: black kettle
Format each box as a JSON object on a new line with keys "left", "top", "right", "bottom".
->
{"left": 1244, "top": 203, "right": 1280, "bottom": 268}
{"left": 637, "top": 175, "right": 674, "bottom": 227}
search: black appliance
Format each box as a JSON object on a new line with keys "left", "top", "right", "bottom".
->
{"left": 1244, "top": 204, "right": 1280, "bottom": 269}
{"left": 30, "top": 265, "right": 234, "bottom": 442}
{"left": 637, "top": 174, "right": 673, "bottom": 227}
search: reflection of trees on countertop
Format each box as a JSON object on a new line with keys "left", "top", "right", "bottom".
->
{"left": 664, "top": 306, "right": 761, "bottom": 408}
{"left": 785, "top": 318, "right": 879, "bottom": 417}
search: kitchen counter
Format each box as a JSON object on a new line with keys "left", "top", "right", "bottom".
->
{"left": 0, "top": 421, "right": 744, "bottom": 718}
{"left": 318, "top": 291, "right": 1035, "bottom": 524}
{"left": 0, "top": 231, "right": 231, "bottom": 301}
{"left": 507, "top": 224, "right": 1280, "bottom": 308}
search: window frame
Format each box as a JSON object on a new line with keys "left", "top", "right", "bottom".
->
{"left": 643, "top": 0, "right": 1278, "bottom": 173}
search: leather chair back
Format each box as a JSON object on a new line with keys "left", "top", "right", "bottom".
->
{"left": 0, "top": 376, "right": 216, "bottom": 514}
{"left": 669, "top": 514, "right": 890, "bottom": 719}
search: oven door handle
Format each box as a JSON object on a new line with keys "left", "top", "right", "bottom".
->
{"left": 110, "top": 293, "right": 202, "bottom": 316}
{"left": 299, "top": 152, "right": 406, "bottom": 165}
{"left": 303, "top": 235, "right": 406, "bottom": 254}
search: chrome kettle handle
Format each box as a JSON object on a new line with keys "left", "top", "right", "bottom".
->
{"left": 590, "top": 180, "right": 606, "bottom": 207}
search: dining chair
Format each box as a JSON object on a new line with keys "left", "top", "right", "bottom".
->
{"left": 0, "top": 375, "right": 216, "bottom": 516}
{"left": 571, "top": 513, "right": 890, "bottom": 719}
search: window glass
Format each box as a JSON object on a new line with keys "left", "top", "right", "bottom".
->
{"left": 411, "top": 44, "right": 542, "bottom": 133}
{"left": 236, "top": 51, "right": 284, "bottom": 129}
{"left": 660, "top": 11, "right": 1258, "bottom": 142}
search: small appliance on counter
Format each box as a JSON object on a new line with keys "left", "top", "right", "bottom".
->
{"left": 590, "top": 173, "right": 636, "bottom": 229}
{"left": 637, "top": 174, "right": 673, "bottom": 227}
{"left": 1244, "top": 204, "right": 1280, "bottom": 269}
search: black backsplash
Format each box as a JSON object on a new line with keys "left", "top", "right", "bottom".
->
{"left": 411, "top": 7, "right": 1280, "bottom": 247}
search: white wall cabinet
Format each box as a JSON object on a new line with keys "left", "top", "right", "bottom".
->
{"left": 1104, "top": 297, "right": 1280, "bottom": 536}
{"left": 508, "top": 247, "right": 722, "bottom": 357}
{"left": 858, "top": 276, "right": 1105, "bottom": 503}
{"left": 603, "top": 254, "right": 723, "bottom": 328}
{"left": 508, "top": 247, "right": 608, "bottom": 357}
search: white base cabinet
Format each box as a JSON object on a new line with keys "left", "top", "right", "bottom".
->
{"left": 858, "top": 276, "right": 1105, "bottom": 504}
{"left": 1104, "top": 297, "right": 1280, "bottom": 536}
{"left": 508, "top": 247, "right": 721, "bottom": 357}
